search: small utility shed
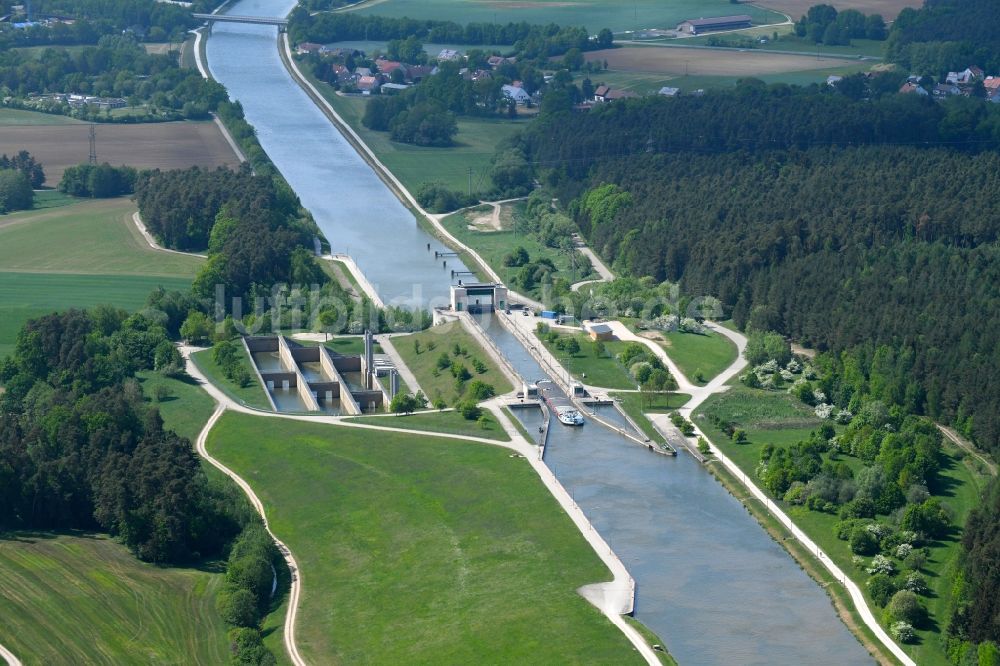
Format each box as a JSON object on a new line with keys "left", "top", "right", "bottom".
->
{"left": 585, "top": 322, "right": 614, "bottom": 341}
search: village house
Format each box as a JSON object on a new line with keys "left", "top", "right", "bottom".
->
{"left": 437, "top": 48, "right": 461, "bottom": 62}
{"left": 501, "top": 84, "right": 531, "bottom": 105}
{"left": 405, "top": 65, "right": 434, "bottom": 83}
{"left": 296, "top": 42, "right": 323, "bottom": 55}
{"left": 658, "top": 86, "right": 680, "bottom": 97}
{"left": 946, "top": 66, "right": 984, "bottom": 86}
{"left": 375, "top": 59, "right": 406, "bottom": 78}
{"left": 932, "top": 82, "right": 961, "bottom": 98}
{"left": 357, "top": 75, "right": 381, "bottom": 95}
{"left": 899, "top": 81, "right": 929, "bottom": 96}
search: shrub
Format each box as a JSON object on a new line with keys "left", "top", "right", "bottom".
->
{"left": 867, "top": 554, "right": 894, "bottom": 576}
{"left": 850, "top": 525, "right": 879, "bottom": 555}
{"left": 228, "top": 627, "right": 277, "bottom": 665}
{"left": 885, "top": 590, "right": 925, "bottom": 626}
{"left": 903, "top": 571, "right": 927, "bottom": 595}
{"left": 459, "top": 400, "right": 482, "bottom": 420}
{"left": 465, "top": 380, "right": 495, "bottom": 401}
{"left": 890, "top": 621, "right": 915, "bottom": 643}
{"left": 153, "top": 384, "right": 172, "bottom": 403}
{"left": 216, "top": 588, "right": 259, "bottom": 627}
{"left": 435, "top": 353, "right": 451, "bottom": 370}
{"left": 867, "top": 573, "right": 897, "bottom": 607}
{"left": 471, "top": 358, "right": 487, "bottom": 374}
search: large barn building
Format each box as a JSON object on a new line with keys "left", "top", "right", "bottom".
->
{"left": 676, "top": 15, "right": 753, "bottom": 35}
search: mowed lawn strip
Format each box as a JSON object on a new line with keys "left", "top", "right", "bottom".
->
{"left": 692, "top": 386, "right": 987, "bottom": 666}
{"left": 207, "top": 413, "right": 642, "bottom": 664}
{"left": 394, "top": 321, "right": 514, "bottom": 405}
{"left": 0, "top": 532, "right": 229, "bottom": 666}
{"left": 0, "top": 197, "right": 204, "bottom": 277}
{"left": 137, "top": 370, "right": 218, "bottom": 443}
{"left": 345, "top": 409, "right": 510, "bottom": 441}
{"left": 0, "top": 274, "right": 192, "bottom": 359}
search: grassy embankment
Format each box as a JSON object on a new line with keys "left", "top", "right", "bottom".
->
{"left": 299, "top": 68, "right": 527, "bottom": 195}
{"left": 610, "top": 391, "right": 691, "bottom": 446}
{"left": 440, "top": 203, "right": 596, "bottom": 299}
{"left": 0, "top": 532, "right": 230, "bottom": 665}
{"left": 345, "top": 409, "right": 509, "bottom": 441}
{"left": 392, "top": 320, "right": 514, "bottom": 405}
{"left": 623, "top": 323, "right": 737, "bottom": 385}
{"left": 692, "top": 385, "right": 989, "bottom": 666}
{"left": 535, "top": 329, "right": 635, "bottom": 390}
{"left": 191, "top": 347, "right": 272, "bottom": 411}
{"left": 0, "top": 197, "right": 200, "bottom": 358}
{"left": 207, "top": 412, "right": 646, "bottom": 664}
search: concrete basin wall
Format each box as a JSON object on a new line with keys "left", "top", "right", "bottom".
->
{"left": 242, "top": 337, "right": 278, "bottom": 411}
{"left": 278, "top": 336, "right": 320, "bottom": 411}
{"left": 320, "top": 346, "right": 362, "bottom": 415}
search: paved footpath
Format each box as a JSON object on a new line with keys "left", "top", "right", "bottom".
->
{"left": 0, "top": 642, "right": 22, "bottom": 666}
{"left": 182, "top": 347, "right": 660, "bottom": 665}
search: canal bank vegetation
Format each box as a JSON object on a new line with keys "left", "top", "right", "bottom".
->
{"left": 0, "top": 307, "right": 285, "bottom": 664}
{"left": 394, "top": 321, "right": 514, "bottom": 407}
{"left": 441, "top": 195, "right": 596, "bottom": 302}
{"left": 692, "top": 338, "right": 991, "bottom": 665}
{"left": 191, "top": 347, "right": 272, "bottom": 412}
{"left": 206, "top": 411, "right": 645, "bottom": 664}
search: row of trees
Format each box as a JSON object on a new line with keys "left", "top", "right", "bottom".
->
{"left": 793, "top": 4, "right": 887, "bottom": 45}
{"left": 0, "top": 150, "right": 45, "bottom": 188}
{"left": 289, "top": 12, "right": 603, "bottom": 60}
{"left": 59, "top": 163, "right": 136, "bottom": 197}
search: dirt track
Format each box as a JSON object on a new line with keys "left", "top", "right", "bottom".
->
{"left": 586, "top": 46, "right": 856, "bottom": 77}
{"left": 0, "top": 121, "right": 240, "bottom": 186}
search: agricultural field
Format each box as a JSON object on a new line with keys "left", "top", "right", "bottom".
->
{"left": 441, "top": 203, "right": 595, "bottom": 297}
{"left": 0, "top": 197, "right": 200, "bottom": 358}
{"left": 586, "top": 43, "right": 870, "bottom": 78}
{"left": 756, "top": 0, "right": 919, "bottom": 21}
{"left": 313, "top": 79, "right": 528, "bottom": 195}
{"left": 670, "top": 24, "right": 888, "bottom": 58}
{"left": 692, "top": 385, "right": 991, "bottom": 666}
{"left": 206, "top": 413, "right": 643, "bottom": 665}
{"left": 0, "top": 118, "right": 240, "bottom": 185}
{"left": 346, "top": 409, "right": 510, "bottom": 440}
{"left": 349, "top": 0, "right": 785, "bottom": 34}
{"left": 0, "top": 532, "right": 230, "bottom": 665}
{"left": 394, "top": 320, "right": 515, "bottom": 406}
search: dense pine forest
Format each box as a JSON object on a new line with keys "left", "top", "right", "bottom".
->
{"left": 888, "top": 0, "right": 1000, "bottom": 73}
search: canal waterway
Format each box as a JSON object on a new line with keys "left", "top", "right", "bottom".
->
{"left": 205, "top": 2, "right": 470, "bottom": 308}
{"left": 207, "top": 3, "right": 872, "bottom": 662}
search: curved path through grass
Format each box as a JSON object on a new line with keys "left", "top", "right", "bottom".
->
{"left": 181, "top": 346, "right": 660, "bottom": 664}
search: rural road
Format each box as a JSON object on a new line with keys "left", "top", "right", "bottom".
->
{"left": 181, "top": 347, "right": 660, "bottom": 665}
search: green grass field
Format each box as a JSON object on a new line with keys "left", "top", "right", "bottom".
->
{"left": 0, "top": 107, "right": 83, "bottom": 125}
{"left": 656, "top": 329, "right": 736, "bottom": 384}
{"left": 346, "top": 409, "right": 510, "bottom": 441}
{"left": 537, "top": 330, "right": 635, "bottom": 390}
{"left": 0, "top": 532, "right": 229, "bottom": 666}
{"left": 137, "top": 370, "right": 217, "bottom": 443}
{"left": 191, "top": 347, "right": 272, "bottom": 412}
{"left": 0, "top": 197, "right": 201, "bottom": 358}
{"left": 0, "top": 274, "right": 192, "bottom": 359}
{"left": 441, "top": 204, "right": 594, "bottom": 298}
{"left": 394, "top": 321, "right": 514, "bottom": 406}
{"left": 594, "top": 62, "right": 870, "bottom": 94}
{"left": 0, "top": 198, "right": 203, "bottom": 277}
{"left": 350, "top": 0, "right": 784, "bottom": 34}
{"left": 306, "top": 72, "right": 528, "bottom": 195}
{"left": 206, "top": 413, "right": 643, "bottom": 664}
{"left": 671, "top": 24, "right": 887, "bottom": 58}
{"left": 692, "top": 386, "right": 990, "bottom": 666}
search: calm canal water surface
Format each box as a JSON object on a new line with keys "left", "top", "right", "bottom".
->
{"left": 206, "top": 0, "right": 469, "bottom": 308}
{"left": 207, "top": 3, "right": 873, "bottom": 662}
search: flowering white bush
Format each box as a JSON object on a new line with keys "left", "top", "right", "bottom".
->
{"left": 898, "top": 531, "right": 919, "bottom": 546}
{"left": 803, "top": 365, "right": 818, "bottom": 380}
{"left": 680, "top": 317, "right": 704, "bottom": 334}
{"left": 758, "top": 359, "right": 779, "bottom": 374}
{"left": 815, "top": 403, "right": 834, "bottom": 419}
{"left": 851, "top": 555, "right": 866, "bottom": 568}
{"left": 761, "top": 374, "right": 778, "bottom": 390}
{"left": 896, "top": 543, "right": 913, "bottom": 559}
{"left": 813, "top": 389, "right": 827, "bottom": 404}
{"left": 867, "top": 522, "right": 890, "bottom": 538}
{"left": 904, "top": 572, "right": 927, "bottom": 594}
{"left": 780, "top": 369, "right": 795, "bottom": 382}
{"left": 786, "top": 359, "right": 802, "bottom": 373}
{"left": 649, "top": 314, "right": 679, "bottom": 332}
{"left": 835, "top": 409, "right": 854, "bottom": 424}
{"left": 867, "top": 554, "right": 895, "bottom": 575}
{"left": 891, "top": 621, "right": 915, "bottom": 643}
